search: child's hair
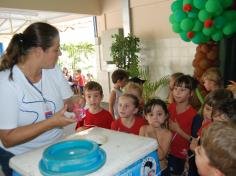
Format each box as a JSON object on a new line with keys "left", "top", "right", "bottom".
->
{"left": 84, "top": 81, "right": 103, "bottom": 96}
{"left": 76, "top": 69, "right": 82, "bottom": 73}
{"left": 120, "top": 93, "right": 139, "bottom": 108}
{"left": 123, "top": 82, "right": 143, "bottom": 98}
{"left": 170, "top": 72, "right": 184, "bottom": 82}
{"left": 144, "top": 98, "right": 169, "bottom": 128}
{"left": 202, "top": 121, "right": 236, "bottom": 175}
{"left": 201, "top": 67, "right": 223, "bottom": 86}
{"left": 204, "top": 88, "right": 233, "bottom": 107}
{"left": 174, "top": 74, "right": 198, "bottom": 91}
{"left": 111, "top": 69, "right": 129, "bottom": 84}
{"left": 212, "top": 98, "right": 236, "bottom": 122}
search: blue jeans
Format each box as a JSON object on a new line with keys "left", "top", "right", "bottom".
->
{"left": 0, "top": 147, "right": 14, "bottom": 176}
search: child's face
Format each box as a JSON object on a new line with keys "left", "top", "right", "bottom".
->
{"left": 84, "top": 90, "right": 102, "bottom": 109}
{"left": 118, "top": 78, "right": 128, "bottom": 88}
{"left": 145, "top": 105, "right": 167, "bottom": 128}
{"left": 173, "top": 84, "right": 191, "bottom": 103}
{"left": 195, "top": 145, "right": 217, "bottom": 176}
{"left": 203, "top": 78, "right": 216, "bottom": 92}
{"left": 118, "top": 96, "right": 138, "bottom": 118}
{"left": 203, "top": 104, "right": 213, "bottom": 121}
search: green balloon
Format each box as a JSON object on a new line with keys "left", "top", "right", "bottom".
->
{"left": 214, "top": 16, "right": 225, "bottom": 29}
{"left": 180, "top": 18, "right": 194, "bottom": 31}
{"left": 222, "top": 0, "right": 233, "bottom": 8}
{"left": 212, "top": 30, "right": 223, "bottom": 41}
{"left": 174, "top": 10, "right": 187, "bottom": 22}
{"left": 173, "top": 23, "right": 182, "bottom": 33}
{"left": 188, "top": 8, "right": 198, "bottom": 18}
{"left": 183, "top": 0, "right": 193, "bottom": 5}
{"left": 169, "top": 14, "right": 176, "bottom": 23}
{"left": 193, "top": 20, "right": 203, "bottom": 32}
{"left": 223, "top": 11, "right": 236, "bottom": 22}
{"left": 213, "top": 6, "right": 223, "bottom": 16}
{"left": 192, "top": 33, "right": 202, "bottom": 44}
{"left": 192, "top": 33, "right": 207, "bottom": 44}
{"left": 180, "top": 32, "right": 191, "bottom": 42}
{"left": 205, "top": 0, "right": 220, "bottom": 13}
{"left": 171, "top": 1, "right": 183, "bottom": 12}
{"left": 202, "top": 27, "right": 215, "bottom": 36}
{"left": 223, "top": 21, "right": 236, "bottom": 35}
{"left": 198, "top": 10, "right": 212, "bottom": 22}
{"left": 193, "top": 0, "right": 206, "bottom": 9}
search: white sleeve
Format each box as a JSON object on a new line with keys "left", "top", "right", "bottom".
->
{"left": 54, "top": 65, "right": 73, "bottom": 100}
{"left": 0, "top": 78, "right": 19, "bottom": 129}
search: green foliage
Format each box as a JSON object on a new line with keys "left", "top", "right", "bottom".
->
{"left": 110, "top": 33, "right": 140, "bottom": 77}
{"left": 60, "top": 42, "right": 95, "bottom": 70}
{"left": 140, "top": 69, "right": 169, "bottom": 102}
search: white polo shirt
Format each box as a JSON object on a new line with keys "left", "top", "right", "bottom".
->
{"left": 0, "top": 65, "right": 73, "bottom": 155}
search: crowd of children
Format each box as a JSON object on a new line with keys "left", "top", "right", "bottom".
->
{"left": 66, "top": 67, "right": 236, "bottom": 176}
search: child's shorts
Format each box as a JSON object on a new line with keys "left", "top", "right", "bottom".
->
{"left": 167, "top": 154, "right": 186, "bottom": 175}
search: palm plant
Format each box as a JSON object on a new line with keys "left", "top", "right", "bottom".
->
{"left": 139, "top": 69, "right": 169, "bottom": 102}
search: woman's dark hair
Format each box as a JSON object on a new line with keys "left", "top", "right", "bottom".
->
{"left": 0, "top": 22, "right": 59, "bottom": 80}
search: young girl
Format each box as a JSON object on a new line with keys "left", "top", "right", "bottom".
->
{"left": 201, "top": 67, "right": 223, "bottom": 92}
{"left": 139, "top": 99, "right": 172, "bottom": 176}
{"left": 168, "top": 75, "right": 198, "bottom": 176}
{"left": 123, "top": 82, "right": 144, "bottom": 115}
{"left": 167, "top": 72, "right": 184, "bottom": 104}
{"left": 111, "top": 94, "right": 147, "bottom": 135}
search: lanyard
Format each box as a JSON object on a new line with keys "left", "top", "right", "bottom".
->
{"left": 25, "top": 76, "right": 47, "bottom": 103}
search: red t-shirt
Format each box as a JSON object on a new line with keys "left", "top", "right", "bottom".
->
{"left": 197, "top": 119, "right": 212, "bottom": 137}
{"left": 111, "top": 116, "right": 147, "bottom": 135}
{"left": 169, "top": 103, "right": 197, "bottom": 159}
{"left": 75, "top": 109, "right": 113, "bottom": 130}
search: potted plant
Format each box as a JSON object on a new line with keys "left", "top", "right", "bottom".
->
{"left": 110, "top": 33, "right": 140, "bottom": 77}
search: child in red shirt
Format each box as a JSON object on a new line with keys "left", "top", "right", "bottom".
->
{"left": 167, "top": 75, "right": 198, "bottom": 175}
{"left": 111, "top": 94, "right": 147, "bottom": 135}
{"left": 75, "top": 81, "right": 113, "bottom": 132}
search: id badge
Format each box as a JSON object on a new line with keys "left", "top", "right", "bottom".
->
{"left": 43, "top": 102, "right": 53, "bottom": 119}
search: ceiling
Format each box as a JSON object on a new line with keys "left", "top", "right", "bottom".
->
{"left": 0, "top": 7, "right": 87, "bottom": 36}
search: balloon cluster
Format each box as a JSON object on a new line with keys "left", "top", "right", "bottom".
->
{"left": 192, "top": 43, "right": 219, "bottom": 81}
{"left": 170, "top": 0, "right": 236, "bottom": 44}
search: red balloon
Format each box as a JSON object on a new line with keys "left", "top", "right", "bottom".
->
{"left": 204, "top": 19, "right": 214, "bottom": 28}
{"left": 183, "top": 4, "right": 192, "bottom": 12}
{"left": 187, "top": 31, "right": 195, "bottom": 38}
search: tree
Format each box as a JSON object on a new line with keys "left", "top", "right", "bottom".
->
{"left": 111, "top": 33, "right": 140, "bottom": 77}
{"left": 60, "top": 42, "right": 95, "bottom": 70}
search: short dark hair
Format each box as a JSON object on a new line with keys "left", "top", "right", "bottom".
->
{"left": 205, "top": 88, "right": 233, "bottom": 108}
{"left": 111, "top": 69, "right": 129, "bottom": 84}
{"left": 84, "top": 81, "right": 103, "bottom": 96}
{"left": 212, "top": 98, "right": 236, "bottom": 122}
{"left": 202, "top": 121, "right": 236, "bottom": 175}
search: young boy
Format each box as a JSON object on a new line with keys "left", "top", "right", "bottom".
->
{"left": 167, "top": 75, "right": 198, "bottom": 175}
{"left": 109, "top": 69, "right": 129, "bottom": 119}
{"left": 195, "top": 121, "right": 236, "bottom": 176}
{"left": 75, "top": 81, "right": 113, "bottom": 132}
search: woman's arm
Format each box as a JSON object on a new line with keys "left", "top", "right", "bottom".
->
{"left": 0, "top": 105, "right": 76, "bottom": 148}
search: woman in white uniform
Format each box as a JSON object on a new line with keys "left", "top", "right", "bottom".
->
{"left": 0, "top": 22, "right": 79, "bottom": 176}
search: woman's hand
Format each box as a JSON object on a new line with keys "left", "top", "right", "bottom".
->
{"left": 49, "top": 105, "right": 77, "bottom": 128}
